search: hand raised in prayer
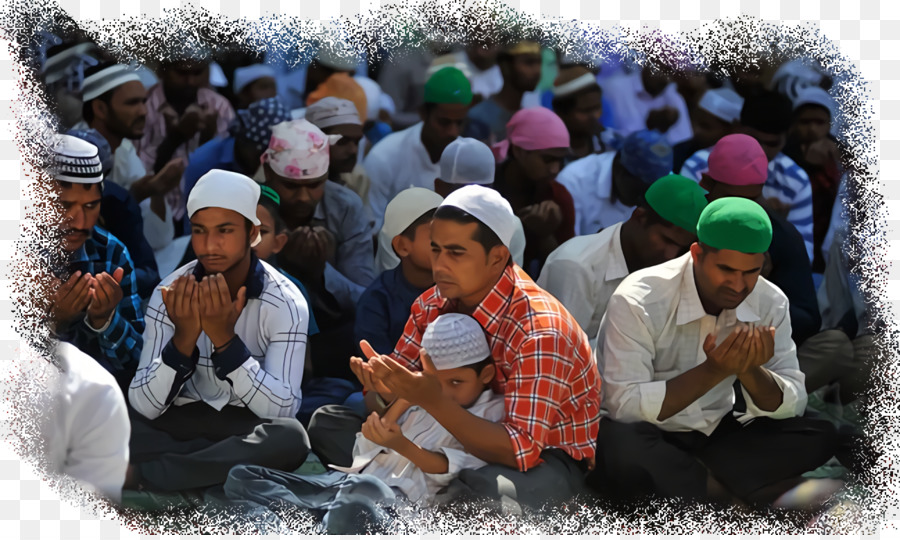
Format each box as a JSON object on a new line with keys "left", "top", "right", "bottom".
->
{"left": 702, "top": 325, "right": 758, "bottom": 378}
{"left": 197, "top": 273, "right": 247, "bottom": 350}
{"left": 369, "top": 349, "right": 444, "bottom": 410}
{"left": 764, "top": 197, "right": 791, "bottom": 218}
{"left": 152, "top": 158, "right": 186, "bottom": 195}
{"left": 518, "top": 200, "right": 562, "bottom": 237}
{"left": 645, "top": 106, "right": 679, "bottom": 133}
{"left": 349, "top": 339, "right": 395, "bottom": 396}
{"left": 50, "top": 271, "right": 93, "bottom": 328}
{"left": 361, "top": 412, "right": 407, "bottom": 450}
{"left": 86, "top": 268, "right": 124, "bottom": 329}
{"left": 198, "top": 106, "right": 219, "bottom": 143}
{"left": 160, "top": 275, "right": 202, "bottom": 356}
{"left": 174, "top": 104, "right": 207, "bottom": 140}
{"left": 279, "top": 226, "right": 335, "bottom": 282}
{"left": 745, "top": 324, "right": 776, "bottom": 370}
{"left": 803, "top": 138, "right": 839, "bottom": 168}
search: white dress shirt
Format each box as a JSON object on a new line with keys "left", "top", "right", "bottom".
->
{"left": 364, "top": 122, "right": 444, "bottom": 233}
{"left": 130, "top": 258, "right": 310, "bottom": 420}
{"left": 556, "top": 151, "right": 636, "bottom": 236}
{"left": 537, "top": 222, "right": 628, "bottom": 348}
{"left": 596, "top": 253, "right": 807, "bottom": 435}
{"left": 330, "top": 389, "right": 505, "bottom": 503}
{"left": 43, "top": 342, "right": 130, "bottom": 503}
{"left": 599, "top": 71, "right": 693, "bottom": 146}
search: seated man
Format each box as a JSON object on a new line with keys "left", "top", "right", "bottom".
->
{"left": 261, "top": 118, "right": 376, "bottom": 309}
{"left": 127, "top": 170, "right": 310, "bottom": 492}
{"left": 538, "top": 174, "right": 707, "bottom": 346}
{"left": 671, "top": 87, "right": 743, "bottom": 172}
{"left": 310, "top": 185, "right": 601, "bottom": 511}
{"left": 38, "top": 342, "right": 130, "bottom": 503}
{"left": 365, "top": 66, "right": 473, "bottom": 233}
{"left": 556, "top": 129, "right": 674, "bottom": 236}
{"left": 48, "top": 135, "right": 144, "bottom": 392}
{"left": 591, "top": 197, "right": 838, "bottom": 506}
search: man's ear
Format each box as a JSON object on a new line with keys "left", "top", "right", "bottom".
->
{"left": 699, "top": 173, "right": 713, "bottom": 192}
{"left": 392, "top": 235, "right": 411, "bottom": 258}
{"left": 487, "top": 244, "right": 511, "bottom": 270}
{"left": 92, "top": 99, "right": 109, "bottom": 122}
{"left": 272, "top": 231, "right": 289, "bottom": 255}
{"left": 418, "top": 104, "right": 427, "bottom": 124}
{"left": 689, "top": 242, "right": 702, "bottom": 264}
{"left": 479, "top": 362, "right": 496, "bottom": 385}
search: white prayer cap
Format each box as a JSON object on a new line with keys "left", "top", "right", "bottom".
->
{"left": 792, "top": 86, "right": 836, "bottom": 119}
{"left": 208, "top": 62, "right": 228, "bottom": 88}
{"left": 697, "top": 88, "right": 744, "bottom": 123}
{"left": 81, "top": 64, "right": 142, "bottom": 102}
{"left": 421, "top": 313, "right": 492, "bottom": 371}
{"left": 439, "top": 138, "right": 495, "bottom": 185}
{"left": 353, "top": 76, "right": 384, "bottom": 120}
{"left": 233, "top": 64, "right": 277, "bottom": 94}
{"left": 381, "top": 187, "right": 444, "bottom": 241}
{"left": 305, "top": 97, "right": 361, "bottom": 130}
{"left": 50, "top": 134, "right": 103, "bottom": 183}
{"left": 186, "top": 169, "right": 262, "bottom": 247}
{"left": 438, "top": 185, "right": 516, "bottom": 249}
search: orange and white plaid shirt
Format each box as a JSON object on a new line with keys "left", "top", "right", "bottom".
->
{"left": 391, "top": 264, "right": 601, "bottom": 472}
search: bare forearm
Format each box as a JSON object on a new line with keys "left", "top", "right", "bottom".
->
{"left": 129, "top": 175, "right": 159, "bottom": 202}
{"left": 737, "top": 366, "right": 783, "bottom": 412}
{"left": 392, "top": 438, "right": 449, "bottom": 474}
{"left": 659, "top": 361, "right": 728, "bottom": 421}
{"left": 427, "top": 398, "right": 517, "bottom": 468}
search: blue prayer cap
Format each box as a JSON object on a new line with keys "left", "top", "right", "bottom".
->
{"left": 619, "top": 129, "right": 673, "bottom": 185}
{"left": 230, "top": 97, "right": 292, "bottom": 152}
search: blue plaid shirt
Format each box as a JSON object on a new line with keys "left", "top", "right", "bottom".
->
{"left": 56, "top": 226, "right": 145, "bottom": 381}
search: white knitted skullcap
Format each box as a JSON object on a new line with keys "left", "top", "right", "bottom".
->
{"left": 421, "top": 313, "right": 491, "bottom": 370}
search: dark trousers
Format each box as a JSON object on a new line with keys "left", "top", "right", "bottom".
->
{"left": 308, "top": 404, "right": 588, "bottom": 510}
{"left": 129, "top": 402, "right": 310, "bottom": 491}
{"left": 589, "top": 414, "right": 838, "bottom": 503}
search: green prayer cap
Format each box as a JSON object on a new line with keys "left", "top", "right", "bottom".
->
{"left": 697, "top": 197, "right": 772, "bottom": 254}
{"left": 644, "top": 174, "right": 708, "bottom": 233}
{"left": 424, "top": 66, "right": 473, "bottom": 105}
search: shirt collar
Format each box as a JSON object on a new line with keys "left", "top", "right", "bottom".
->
{"left": 606, "top": 222, "right": 629, "bottom": 282}
{"left": 191, "top": 252, "right": 266, "bottom": 299}
{"left": 676, "top": 254, "right": 762, "bottom": 325}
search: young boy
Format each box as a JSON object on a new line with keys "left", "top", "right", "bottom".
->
{"left": 358, "top": 187, "right": 444, "bottom": 356}
{"left": 223, "top": 313, "right": 505, "bottom": 533}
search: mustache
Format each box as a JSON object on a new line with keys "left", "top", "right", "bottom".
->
{"left": 62, "top": 228, "right": 90, "bottom": 236}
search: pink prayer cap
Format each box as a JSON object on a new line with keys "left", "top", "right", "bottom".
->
{"left": 262, "top": 119, "right": 339, "bottom": 180}
{"left": 707, "top": 134, "right": 769, "bottom": 186}
{"left": 491, "top": 107, "right": 570, "bottom": 162}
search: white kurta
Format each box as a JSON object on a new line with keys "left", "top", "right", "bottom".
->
{"left": 599, "top": 71, "right": 693, "bottom": 146}
{"left": 42, "top": 342, "right": 130, "bottom": 503}
{"left": 330, "top": 389, "right": 505, "bottom": 504}
{"left": 556, "top": 151, "right": 636, "bottom": 236}
{"left": 537, "top": 222, "right": 628, "bottom": 348}
{"left": 596, "top": 253, "right": 807, "bottom": 435}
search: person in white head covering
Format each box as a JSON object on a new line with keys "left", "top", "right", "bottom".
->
{"left": 359, "top": 187, "right": 444, "bottom": 356}
{"left": 224, "top": 312, "right": 505, "bottom": 533}
{"left": 672, "top": 87, "right": 743, "bottom": 172}
{"left": 261, "top": 118, "right": 376, "bottom": 309}
{"left": 127, "top": 168, "right": 310, "bottom": 492}
{"left": 310, "top": 185, "right": 601, "bottom": 512}
{"left": 305, "top": 96, "right": 372, "bottom": 206}
{"left": 233, "top": 63, "right": 278, "bottom": 108}
{"left": 48, "top": 134, "right": 145, "bottom": 393}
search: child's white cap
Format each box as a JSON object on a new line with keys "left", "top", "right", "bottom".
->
{"left": 421, "top": 313, "right": 491, "bottom": 370}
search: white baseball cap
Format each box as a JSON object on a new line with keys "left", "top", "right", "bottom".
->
{"left": 438, "top": 185, "right": 516, "bottom": 249}
{"left": 186, "top": 169, "right": 262, "bottom": 247}
{"left": 421, "top": 313, "right": 492, "bottom": 370}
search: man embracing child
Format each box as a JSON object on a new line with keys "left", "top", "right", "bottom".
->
{"left": 223, "top": 313, "right": 504, "bottom": 533}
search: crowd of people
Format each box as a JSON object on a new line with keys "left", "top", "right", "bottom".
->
{"left": 31, "top": 31, "right": 872, "bottom": 531}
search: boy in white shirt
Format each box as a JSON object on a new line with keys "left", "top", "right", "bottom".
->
{"left": 223, "top": 313, "right": 505, "bottom": 533}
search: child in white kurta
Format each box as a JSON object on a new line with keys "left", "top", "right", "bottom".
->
{"left": 224, "top": 313, "right": 504, "bottom": 533}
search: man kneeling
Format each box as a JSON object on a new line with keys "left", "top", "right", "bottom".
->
{"left": 127, "top": 170, "right": 311, "bottom": 491}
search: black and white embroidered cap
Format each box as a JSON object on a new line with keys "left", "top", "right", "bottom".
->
{"left": 50, "top": 134, "right": 103, "bottom": 184}
{"left": 81, "top": 63, "right": 142, "bottom": 102}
